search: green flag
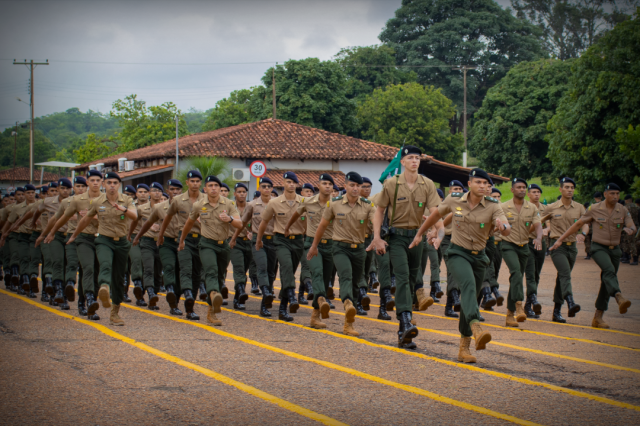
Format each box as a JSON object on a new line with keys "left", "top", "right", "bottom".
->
{"left": 379, "top": 145, "right": 403, "bottom": 183}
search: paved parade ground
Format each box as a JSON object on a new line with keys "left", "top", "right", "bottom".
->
{"left": 1, "top": 244, "right": 638, "bottom": 425}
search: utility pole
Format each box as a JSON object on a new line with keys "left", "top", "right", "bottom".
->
{"left": 13, "top": 59, "right": 49, "bottom": 183}
{"left": 453, "top": 65, "right": 476, "bottom": 168}
{"left": 175, "top": 115, "right": 179, "bottom": 175}
{"left": 272, "top": 63, "right": 277, "bottom": 120}
{"left": 12, "top": 122, "right": 18, "bottom": 187}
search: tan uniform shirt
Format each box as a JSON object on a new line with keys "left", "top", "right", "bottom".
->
{"left": 376, "top": 173, "right": 440, "bottom": 229}
{"left": 86, "top": 193, "right": 135, "bottom": 239}
{"left": 27, "top": 201, "right": 42, "bottom": 232}
{"left": 500, "top": 199, "right": 541, "bottom": 246}
{"left": 322, "top": 196, "right": 375, "bottom": 244}
{"left": 64, "top": 192, "right": 101, "bottom": 235}
{"left": 297, "top": 194, "right": 333, "bottom": 239}
{"left": 136, "top": 201, "right": 162, "bottom": 239}
{"left": 0, "top": 205, "right": 13, "bottom": 224}
{"left": 581, "top": 202, "right": 635, "bottom": 247}
{"left": 189, "top": 196, "right": 239, "bottom": 241}
{"left": 242, "top": 197, "right": 274, "bottom": 237}
{"left": 437, "top": 193, "right": 507, "bottom": 252}
{"left": 545, "top": 200, "right": 586, "bottom": 241}
{"left": 147, "top": 200, "right": 180, "bottom": 239}
{"left": 54, "top": 196, "right": 77, "bottom": 233}
{"left": 39, "top": 196, "right": 68, "bottom": 233}
{"left": 132, "top": 200, "right": 150, "bottom": 235}
{"left": 529, "top": 203, "right": 547, "bottom": 239}
{"left": 167, "top": 191, "right": 205, "bottom": 236}
{"left": 231, "top": 202, "right": 249, "bottom": 239}
{"left": 261, "top": 193, "right": 305, "bottom": 235}
{"left": 8, "top": 201, "right": 33, "bottom": 234}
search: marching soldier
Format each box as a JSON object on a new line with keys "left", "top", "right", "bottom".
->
{"left": 228, "top": 183, "right": 252, "bottom": 310}
{"left": 441, "top": 180, "right": 464, "bottom": 317}
{"left": 584, "top": 192, "right": 603, "bottom": 260}
{"left": 540, "top": 178, "right": 589, "bottom": 323}
{"left": 129, "top": 184, "right": 150, "bottom": 306}
{"left": 308, "top": 172, "right": 375, "bottom": 336}
{"left": 411, "top": 168, "right": 510, "bottom": 362}
{"left": 369, "top": 146, "right": 442, "bottom": 349}
{"left": 180, "top": 175, "right": 242, "bottom": 326}
{"left": 550, "top": 183, "right": 635, "bottom": 328}
{"left": 0, "top": 193, "right": 16, "bottom": 286}
{"left": 524, "top": 183, "right": 547, "bottom": 318}
{"left": 428, "top": 188, "right": 445, "bottom": 303}
{"left": 297, "top": 182, "right": 315, "bottom": 305}
{"left": 357, "top": 177, "right": 376, "bottom": 313}
{"left": 369, "top": 190, "right": 393, "bottom": 320}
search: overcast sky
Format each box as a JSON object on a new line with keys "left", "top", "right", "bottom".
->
{"left": 0, "top": 0, "right": 513, "bottom": 130}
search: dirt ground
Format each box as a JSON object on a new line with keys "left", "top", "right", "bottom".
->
{"left": 1, "top": 242, "right": 639, "bottom": 425}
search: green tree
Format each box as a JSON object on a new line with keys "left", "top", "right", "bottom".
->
{"left": 251, "top": 58, "right": 358, "bottom": 135}
{"left": 202, "top": 89, "right": 257, "bottom": 131}
{"left": 546, "top": 10, "right": 640, "bottom": 197}
{"left": 616, "top": 124, "right": 640, "bottom": 196}
{"left": 472, "top": 58, "right": 573, "bottom": 180}
{"left": 184, "top": 107, "right": 213, "bottom": 134}
{"left": 357, "top": 82, "right": 463, "bottom": 164}
{"left": 379, "top": 0, "right": 546, "bottom": 134}
{"left": 334, "top": 45, "right": 417, "bottom": 104}
{"left": 175, "top": 156, "right": 233, "bottom": 188}
{"left": 30, "top": 108, "right": 119, "bottom": 149}
{"left": 0, "top": 127, "right": 57, "bottom": 168}
{"left": 73, "top": 133, "right": 114, "bottom": 164}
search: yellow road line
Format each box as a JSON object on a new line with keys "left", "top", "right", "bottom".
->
{"left": 0, "top": 289, "right": 346, "bottom": 426}
{"left": 122, "top": 303, "right": 542, "bottom": 426}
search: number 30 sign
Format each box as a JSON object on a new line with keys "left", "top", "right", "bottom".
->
{"left": 249, "top": 160, "right": 267, "bottom": 178}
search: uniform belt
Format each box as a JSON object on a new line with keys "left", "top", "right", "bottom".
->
{"left": 141, "top": 236, "right": 158, "bottom": 242}
{"left": 263, "top": 235, "right": 273, "bottom": 240}
{"left": 389, "top": 227, "right": 419, "bottom": 237}
{"left": 336, "top": 241, "right": 364, "bottom": 249}
{"left": 98, "top": 235, "right": 124, "bottom": 242}
{"left": 505, "top": 241, "right": 526, "bottom": 247}
{"left": 242, "top": 237, "right": 249, "bottom": 241}
{"left": 276, "top": 232, "right": 303, "bottom": 240}
{"left": 594, "top": 242, "right": 618, "bottom": 250}
{"left": 494, "top": 241, "right": 499, "bottom": 245}
{"left": 365, "top": 234, "right": 369, "bottom": 238}
{"left": 305, "top": 236, "right": 331, "bottom": 244}
{"left": 450, "top": 243, "right": 485, "bottom": 256}
{"left": 551, "top": 239, "right": 574, "bottom": 246}
{"left": 181, "top": 232, "right": 199, "bottom": 239}
{"left": 56, "top": 231, "right": 68, "bottom": 237}
{"left": 164, "top": 237, "right": 177, "bottom": 243}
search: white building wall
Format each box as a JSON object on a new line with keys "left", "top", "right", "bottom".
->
{"left": 338, "top": 160, "right": 389, "bottom": 194}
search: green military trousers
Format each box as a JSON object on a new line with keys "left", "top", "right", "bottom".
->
{"left": 440, "top": 235, "right": 458, "bottom": 295}
{"left": 388, "top": 233, "right": 423, "bottom": 317}
{"left": 253, "top": 235, "right": 277, "bottom": 292}
{"left": 95, "top": 235, "right": 131, "bottom": 305}
{"left": 550, "top": 239, "right": 577, "bottom": 304}
{"left": 375, "top": 249, "right": 391, "bottom": 290}
{"left": 129, "top": 233, "right": 143, "bottom": 282}
{"left": 140, "top": 237, "right": 162, "bottom": 291}
{"left": 501, "top": 241, "right": 529, "bottom": 312}
{"left": 304, "top": 237, "right": 333, "bottom": 309}
{"left": 159, "top": 237, "right": 180, "bottom": 294}
{"left": 416, "top": 238, "right": 441, "bottom": 291}
{"left": 178, "top": 233, "right": 202, "bottom": 296}
{"left": 2, "top": 235, "right": 11, "bottom": 272}
{"left": 525, "top": 238, "right": 546, "bottom": 296}
{"left": 591, "top": 242, "right": 622, "bottom": 311}
{"left": 199, "top": 237, "right": 231, "bottom": 305}
{"left": 65, "top": 234, "right": 87, "bottom": 299}
{"left": 12, "top": 232, "right": 31, "bottom": 275}
{"left": 230, "top": 237, "right": 253, "bottom": 287}
{"left": 447, "top": 244, "right": 490, "bottom": 337}
{"left": 29, "top": 231, "right": 42, "bottom": 277}
{"left": 274, "top": 233, "right": 304, "bottom": 291}
{"left": 76, "top": 233, "right": 100, "bottom": 296}
{"left": 332, "top": 242, "right": 366, "bottom": 304}
{"left": 48, "top": 232, "right": 67, "bottom": 283}
{"left": 358, "top": 235, "right": 375, "bottom": 289}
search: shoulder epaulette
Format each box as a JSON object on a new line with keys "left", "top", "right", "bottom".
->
{"left": 485, "top": 196, "right": 498, "bottom": 203}
{"left": 332, "top": 196, "right": 343, "bottom": 202}
{"left": 360, "top": 197, "right": 371, "bottom": 204}
{"left": 451, "top": 192, "right": 463, "bottom": 198}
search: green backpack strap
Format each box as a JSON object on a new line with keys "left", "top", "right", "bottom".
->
{"left": 389, "top": 175, "right": 400, "bottom": 228}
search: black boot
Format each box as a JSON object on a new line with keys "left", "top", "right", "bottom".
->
{"left": 565, "top": 294, "right": 580, "bottom": 317}
{"left": 358, "top": 287, "right": 371, "bottom": 311}
{"left": 524, "top": 297, "right": 539, "bottom": 319}
{"left": 552, "top": 303, "right": 566, "bottom": 323}
{"left": 478, "top": 312, "right": 485, "bottom": 322}
{"left": 159, "top": 284, "right": 166, "bottom": 293}
{"left": 29, "top": 273, "right": 39, "bottom": 293}
{"left": 279, "top": 298, "right": 293, "bottom": 322}
{"left": 287, "top": 287, "right": 299, "bottom": 313}
{"left": 356, "top": 298, "right": 367, "bottom": 316}
{"left": 398, "top": 311, "right": 418, "bottom": 350}
{"left": 220, "top": 283, "right": 229, "bottom": 299}
{"left": 165, "top": 285, "right": 177, "bottom": 308}
{"left": 444, "top": 295, "right": 458, "bottom": 318}
{"left": 327, "top": 283, "right": 335, "bottom": 300}
{"left": 123, "top": 283, "right": 131, "bottom": 303}
{"left": 260, "top": 286, "right": 274, "bottom": 309}
{"left": 199, "top": 282, "right": 207, "bottom": 300}
{"left": 86, "top": 292, "right": 99, "bottom": 316}
{"left": 250, "top": 276, "right": 261, "bottom": 294}
{"left": 369, "top": 272, "right": 379, "bottom": 291}
{"left": 433, "top": 281, "right": 444, "bottom": 298}
{"left": 4, "top": 270, "right": 11, "bottom": 289}
{"left": 260, "top": 298, "right": 272, "bottom": 317}
{"left": 186, "top": 311, "right": 200, "bottom": 321}
{"left": 20, "top": 274, "right": 30, "bottom": 293}
{"left": 450, "top": 288, "right": 461, "bottom": 312}
{"left": 584, "top": 254, "right": 591, "bottom": 260}
{"left": 53, "top": 280, "right": 65, "bottom": 304}
{"left": 59, "top": 297, "right": 70, "bottom": 310}
{"left": 621, "top": 253, "right": 630, "bottom": 264}
{"left": 133, "top": 280, "right": 144, "bottom": 301}
{"left": 183, "top": 289, "right": 195, "bottom": 313}
{"left": 235, "top": 282, "right": 248, "bottom": 304}
{"left": 233, "top": 297, "right": 246, "bottom": 311}
{"left": 59, "top": 279, "right": 74, "bottom": 302}
{"left": 380, "top": 287, "right": 395, "bottom": 312}
{"left": 304, "top": 278, "right": 314, "bottom": 301}
{"left": 529, "top": 293, "right": 542, "bottom": 315}
{"left": 78, "top": 295, "right": 88, "bottom": 316}
{"left": 170, "top": 307, "right": 183, "bottom": 315}
{"left": 41, "top": 288, "right": 50, "bottom": 302}
{"left": 11, "top": 266, "right": 20, "bottom": 287}
{"left": 298, "top": 280, "right": 308, "bottom": 305}
{"left": 44, "top": 276, "right": 54, "bottom": 296}
{"left": 491, "top": 286, "right": 504, "bottom": 306}
{"left": 327, "top": 298, "right": 335, "bottom": 310}
{"left": 429, "top": 283, "right": 439, "bottom": 303}
{"left": 631, "top": 256, "right": 639, "bottom": 266}
{"left": 377, "top": 298, "right": 391, "bottom": 320}
{"left": 390, "top": 274, "right": 396, "bottom": 295}
{"left": 480, "top": 287, "right": 496, "bottom": 310}
{"left": 147, "top": 287, "right": 159, "bottom": 309}
{"left": 136, "top": 298, "right": 148, "bottom": 307}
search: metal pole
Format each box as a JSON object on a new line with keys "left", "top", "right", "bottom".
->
{"left": 462, "top": 66, "right": 467, "bottom": 168}
{"left": 13, "top": 122, "right": 17, "bottom": 187}
{"left": 30, "top": 60, "right": 34, "bottom": 183}
{"left": 272, "top": 65, "right": 277, "bottom": 120}
{"left": 175, "top": 115, "right": 179, "bottom": 175}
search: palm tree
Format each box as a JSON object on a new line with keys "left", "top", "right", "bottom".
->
{"left": 175, "top": 156, "right": 233, "bottom": 188}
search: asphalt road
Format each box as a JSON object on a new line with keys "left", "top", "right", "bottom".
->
{"left": 1, "top": 245, "right": 639, "bottom": 425}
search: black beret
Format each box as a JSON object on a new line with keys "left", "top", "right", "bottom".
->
{"left": 469, "top": 168, "right": 491, "bottom": 183}
{"left": 104, "top": 172, "right": 121, "bottom": 182}
{"left": 463, "top": 187, "right": 469, "bottom": 193}
{"left": 512, "top": 177, "right": 527, "bottom": 187}
{"left": 48, "top": 181, "right": 58, "bottom": 188}
{"left": 58, "top": 178, "right": 72, "bottom": 189}
{"left": 345, "top": 171, "right": 363, "bottom": 184}
{"left": 150, "top": 182, "right": 163, "bottom": 191}
{"left": 234, "top": 182, "right": 248, "bottom": 191}
{"left": 362, "top": 177, "right": 372, "bottom": 185}
{"left": 15, "top": 187, "right": 25, "bottom": 193}
{"left": 167, "top": 179, "right": 182, "bottom": 188}
{"left": 253, "top": 191, "right": 261, "bottom": 198}
{"left": 220, "top": 182, "right": 230, "bottom": 191}
{"left": 259, "top": 177, "right": 273, "bottom": 186}
{"left": 635, "top": 198, "right": 640, "bottom": 204}
{"left": 24, "top": 184, "right": 36, "bottom": 191}
{"left": 205, "top": 175, "right": 222, "bottom": 186}
{"left": 301, "top": 183, "right": 314, "bottom": 191}
{"left": 319, "top": 174, "right": 334, "bottom": 184}
{"left": 624, "top": 194, "right": 632, "bottom": 200}
{"left": 74, "top": 176, "right": 87, "bottom": 186}
{"left": 341, "top": 189, "right": 347, "bottom": 195}
{"left": 401, "top": 145, "right": 422, "bottom": 158}
{"left": 560, "top": 177, "right": 576, "bottom": 187}
{"left": 187, "top": 170, "right": 203, "bottom": 180}
{"left": 283, "top": 171, "right": 299, "bottom": 184}
{"left": 491, "top": 188, "right": 502, "bottom": 196}
{"left": 9, "top": 192, "right": 15, "bottom": 196}
{"left": 41, "top": 187, "right": 48, "bottom": 193}
{"left": 136, "top": 183, "right": 150, "bottom": 191}
{"left": 605, "top": 183, "right": 620, "bottom": 191}
{"left": 449, "top": 180, "right": 464, "bottom": 188}
{"left": 124, "top": 185, "right": 136, "bottom": 194}
{"left": 436, "top": 188, "right": 444, "bottom": 199}
{"left": 528, "top": 183, "right": 542, "bottom": 193}
{"left": 333, "top": 184, "right": 340, "bottom": 192}
{"left": 271, "top": 189, "right": 279, "bottom": 196}
{"left": 87, "top": 169, "right": 103, "bottom": 179}
{"left": 593, "top": 191, "right": 603, "bottom": 198}
{"left": 162, "top": 192, "right": 169, "bottom": 199}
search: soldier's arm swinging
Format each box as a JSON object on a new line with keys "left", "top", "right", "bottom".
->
{"left": 549, "top": 218, "right": 587, "bottom": 251}
{"left": 128, "top": 217, "right": 139, "bottom": 242}
{"left": 10, "top": 209, "right": 34, "bottom": 232}
{"left": 409, "top": 207, "right": 441, "bottom": 249}
{"left": 44, "top": 214, "right": 72, "bottom": 244}
{"left": 66, "top": 213, "right": 96, "bottom": 244}
{"left": 533, "top": 222, "right": 543, "bottom": 250}
{"left": 255, "top": 218, "right": 270, "bottom": 251}
{"left": 367, "top": 206, "right": 388, "bottom": 254}
{"left": 284, "top": 211, "right": 301, "bottom": 238}
{"left": 157, "top": 211, "right": 175, "bottom": 247}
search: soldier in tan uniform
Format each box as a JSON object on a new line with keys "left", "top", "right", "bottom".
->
{"left": 256, "top": 172, "right": 306, "bottom": 321}
{"left": 228, "top": 183, "right": 252, "bottom": 310}
{"left": 69, "top": 172, "right": 136, "bottom": 325}
{"left": 0, "top": 192, "right": 16, "bottom": 287}
{"left": 297, "top": 182, "right": 315, "bottom": 305}
{"left": 158, "top": 170, "right": 205, "bottom": 320}
{"left": 411, "top": 168, "right": 510, "bottom": 363}
{"left": 369, "top": 190, "right": 393, "bottom": 320}
{"left": 540, "top": 177, "right": 588, "bottom": 323}
{"left": 440, "top": 181, "right": 461, "bottom": 317}
{"left": 551, "top": 183, "right": 635, "bottom": 329}
{"left": 309, "top": 172, "right": 375, "bottom": 336}
{"left": 127, "top": 184, "right": 150, "bottom": 306}
{"left": 180, "top": 175, "right": 241, "bottom": 326}
{"left": 524, "top": 183, "right": 548, "bottom": 318}
{"left": 499, "top": 178, "right": 542, "bottom": 328}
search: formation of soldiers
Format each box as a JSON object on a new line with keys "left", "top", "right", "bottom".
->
{"left": 0, "top": 146, "right": 637, "bottom": 364}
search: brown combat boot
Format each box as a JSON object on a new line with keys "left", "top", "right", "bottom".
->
{"left": 98, "top": 284, "right": 111, "bottom": 308}
{"left": 344, "top": 299, "right": 356, "bottom": 323}
{"left": 505, "top": 310, "right": 519, "bottom": 327}
{"left": 207, "top": 305, "right": 222, "bottom": 326}
{"left": 318, "top": 296, "right": 330, "bottom": 319}
{"left": 591, "top": 309, "right": 609, "bottom": 329}
{"left": 615, "top": 293, "right": 631, "bottom": 314}
{"left": 515, "top": 301, "right": 527, "bottom": 322}
{"left": 210, "top": 291, "right": 223, "bottom": 313}
{"left": 109, "top": 305, "right": 124, "bottom": 326}
{"left": 343, "top": 316, "right": 359, "bottom": 336}
{"left": 310, "top": 309, "right": 327, "bottom": 329}
{"left": 471, "top": 322, "right": 491, "bottom": 350}
{"left": 416, "top": 288, "right": 434, "bottom": 311}
{"left": 457, "top": 337, "right": 476, "bottom": 363}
